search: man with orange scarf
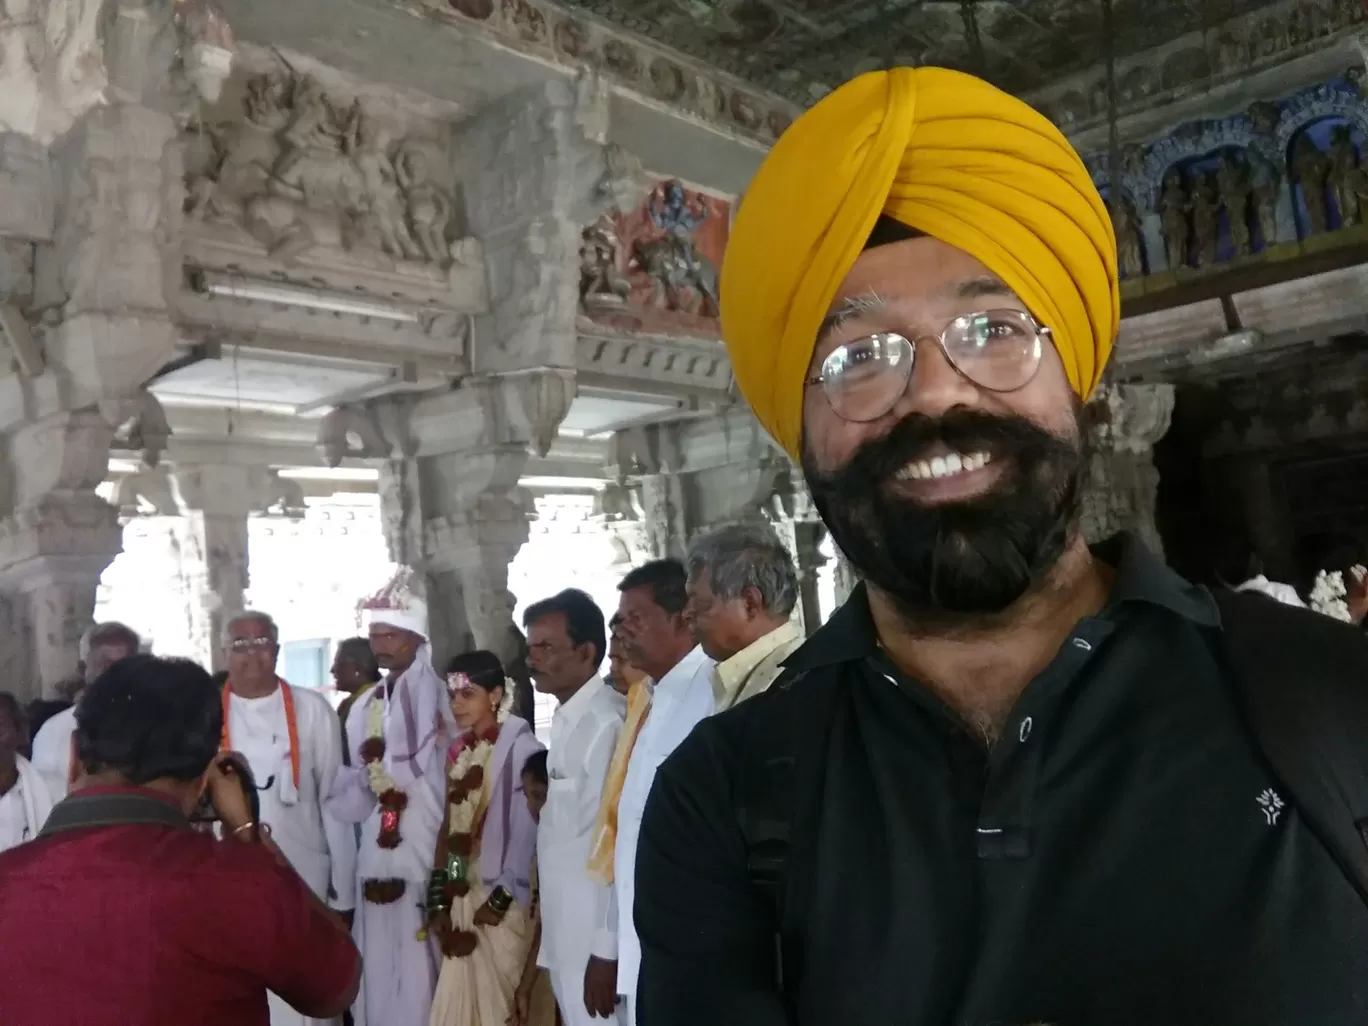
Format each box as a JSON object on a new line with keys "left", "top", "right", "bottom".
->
{"left": 222, "top": 611, "right": 358, "bottom": 1026}
{"left": 632, "top": 67, "right": 1368, "bottom": 1025}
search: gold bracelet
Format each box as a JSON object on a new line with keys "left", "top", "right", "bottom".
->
{"left": 231, "top": 821, "right": 271, "bottom": 840}
{"left": 231, "top": 821, "right": 257, "bottom": 837}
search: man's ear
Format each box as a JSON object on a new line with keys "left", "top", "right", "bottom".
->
{"left": 741, "top": 585, "right": 767, "bottom": 620}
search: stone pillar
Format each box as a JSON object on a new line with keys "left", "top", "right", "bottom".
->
{"left": 1081, "top": 384, "right": 1175, "bottom": 553}
{"left": 832, "top": 552, "right": 859, "bottom": 608}
{"left": 0, "top": 0, "right": 189, "bottom": 698}
{"left": 0, "top": 411, "right": 122, "bottom": 699}
{"left": 170, "top": 463, "right": 252, "bottom": 671}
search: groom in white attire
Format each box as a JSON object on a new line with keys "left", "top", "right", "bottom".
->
{"left": 326, "top": 569, "right": 453, "bottom": 1026}
{"left": 222, "top": 611, "right": 359, "bottom": 1026}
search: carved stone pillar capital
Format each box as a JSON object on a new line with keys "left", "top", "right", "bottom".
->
{"left": 1086, "top": 384, "right": 1175, "bottom": 453}
{"left": 423, "top": 485, "right": 536, "bottom": 673}
{"left": 1082, "top": 383, "right": 1176, "bottom": 553}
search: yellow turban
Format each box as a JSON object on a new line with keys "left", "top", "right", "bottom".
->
{"left": 720, "top": 67, "right": 1119, "bottom": 462}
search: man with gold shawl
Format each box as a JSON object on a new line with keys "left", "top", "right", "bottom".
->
{"left": 632, "top": 68, "right": 1368, "bottom": 1025}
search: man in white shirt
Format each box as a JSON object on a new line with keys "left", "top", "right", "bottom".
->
{"left": 223, "top": 611, "right": 359, "bottom": 1026}
{"left": 524, "top": 589, "right": 627, "bottom": 1026}
{"left": 30, "top": 622, "right": 140, "bottom": 799}
{"left": 0, "top": 694, "right": 52, "bottom": 851}
{"left": 611, "top": 560, "right": 715, "bottom": 1026}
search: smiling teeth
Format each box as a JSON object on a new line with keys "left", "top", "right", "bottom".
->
{"left": 895, "top": 451, "right": 992, "bottom": 481}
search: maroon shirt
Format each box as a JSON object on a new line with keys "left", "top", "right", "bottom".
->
{"left": 0, "top": 786, "right": 358, "bottom": 1026}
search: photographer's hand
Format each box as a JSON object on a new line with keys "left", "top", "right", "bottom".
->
{"left": 206, "top": 751, "right": 254, "bottom": 834}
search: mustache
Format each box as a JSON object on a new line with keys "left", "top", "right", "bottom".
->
{"left": 807, "top": 407, "right": 1071, "bottom": 493}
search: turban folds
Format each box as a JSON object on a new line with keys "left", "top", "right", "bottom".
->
{"left": 720, "top": 67, "right": 1120, "bottom": 462}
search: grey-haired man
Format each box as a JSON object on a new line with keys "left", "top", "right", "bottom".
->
{"left": 684, "top": 524, "right": 805, "bottom": 711}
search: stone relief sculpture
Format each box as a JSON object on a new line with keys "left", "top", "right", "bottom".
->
{"left": 1188, "top": 172, "right": 1220, "bottom": 267}
{"left": 1216, "top": 152, "right": 1254, "bottom": 256}
{"left": 1250, "top": 151, "right": 1281, "bottom": 246}
{"left": 1291, "top": 133, "right": 1332, "bottom": 234}
{"left": 184, "top": 63, "right": 463, "bottom": 270}
{"left": 579, "top": 217, "right": 630, "bottom": 310}
{"left": 1112, "top": 199, "right": 1145, "bottom": 279}
{"left": 1159, "top": 170, "right": 1189, "bottom": 270}
{"left": 629, "top": 181, "right": 720, "bottom": 317}
{"left": 1328, "top": 125, "right": 1366, "bottom": 226}
{"left": 0, "top": 0, "right": 107, "bottom": 143}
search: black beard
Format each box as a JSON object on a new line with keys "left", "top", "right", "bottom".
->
{"left": 802, "top": 407, "right": 1084, "bottom": 626}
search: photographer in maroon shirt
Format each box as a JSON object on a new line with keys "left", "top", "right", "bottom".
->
{"left": 0, "top": 654, "right": 361, "bottom": 1026}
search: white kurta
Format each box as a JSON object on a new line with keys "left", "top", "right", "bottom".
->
{"left": 536, "top": 676, "right": 626, "bottom": 1026}
{"left": 0, "top": 756, "right": 53, "bottom": 853}
{"left": 29, "top": 706, "right": 76, "bottom": 801}
{"left": 612, "top": 645, "right": 715, "bottom": 1025}
{"left": 229, "top": 684, "right": 358, "bottom": 1026}
{"left": 327, "top": 654, "right": 451, "bottom": 1026}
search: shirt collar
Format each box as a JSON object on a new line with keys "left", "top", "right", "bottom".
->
{"left": 651, "top": 644, "right": 711, "bottom": 691}
{"left": 554, "top": 674, "right": 605, "bottom": 727}
{"left": 786, "top": 532, "right": 1217, "bottom": 674}
{"left": 715, "top": 620, "right": 803, "bottom": 694}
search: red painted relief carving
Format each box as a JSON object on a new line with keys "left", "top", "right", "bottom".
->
{"left": 579, "top": 179, "right": 729, "bottom": 338}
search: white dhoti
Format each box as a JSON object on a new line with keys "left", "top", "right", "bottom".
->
{"left": 549, "top": 970, "right": 625, "bottom": 1026}
{"left": 356, "top": 888, "right": 439, "bottom": 1026}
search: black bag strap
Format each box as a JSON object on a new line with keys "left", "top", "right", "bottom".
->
{"left": 1212, "top": 589, "right": 1368, "bottom": 906}
{"left": 737, "top": 667, "right": 844, "bottom": 992}
{"left": 39, "top": 790, "right": 192, "bottom": 838}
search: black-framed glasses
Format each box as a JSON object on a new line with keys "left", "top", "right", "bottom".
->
{"left": 805, "top": 308, "right": 1050, "bottom": 423}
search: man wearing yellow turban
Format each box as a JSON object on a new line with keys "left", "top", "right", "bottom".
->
{"left": 631, "top": 67, "right": 1368, "bottom": 1026}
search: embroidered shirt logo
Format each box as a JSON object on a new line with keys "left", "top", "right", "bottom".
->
{"left": 1257, "top": 788, "right": 1285, "bottom": 826}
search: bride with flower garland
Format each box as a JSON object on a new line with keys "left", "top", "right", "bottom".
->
{"left": 424, "top": 650, "right": 544, "bottom": 1026}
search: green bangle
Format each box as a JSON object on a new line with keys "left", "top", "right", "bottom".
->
{"left": 487, "top": 886, "right": 513, "bottom": 915}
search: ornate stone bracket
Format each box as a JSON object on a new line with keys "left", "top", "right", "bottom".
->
{"left": 1082, "top": 384, "right": 1176, "bottom": 552}
{"left": 102, "top": 389, "right": 172, "bottom": 468}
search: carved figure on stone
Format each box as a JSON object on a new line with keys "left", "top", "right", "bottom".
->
{"left": 341, "top": 102, "right": 421, "bottom": 262}
{"left": 630, "top": 234, "right": 720, "bottom": 316}
{"left": 1159, "top": 170, "right": 1189, "bottom": 270}
{"left": 1249, "top": 151, "right": 1281, "bottom": 247}
{"left": 1291, "top": 133, "right": 1332, "bottom": 235}
{"left": 183, "top": 65, "right": 461, "bottom": 270}
{"left": 630, "top": 181, "right": 720, "bottom": 316}
{"left": 580, "top": 218, "right": 630, "bottom": 309}
{"left": 649, "top": 180, "right": 705, "bottom": 236}
{"left": 184, "top": 72, "right": 287, "bottom": 221}
{"left": 1188, "top": 172, "right": 1219, "bottom": 267}
{"left": 1216, "top": 152, "right": 1253, "bottom": 256}
{"left": 0, "top": 0, "right": 107, "bottom": 144}
{"left": 1328, "top": 125, "right": 1365, "bottom": 227}
{"left": 1111, "top": 199, "right": 1144, "bottom": 279}
{"left": 394, "top": 144, "right": 454, "bottom": 266}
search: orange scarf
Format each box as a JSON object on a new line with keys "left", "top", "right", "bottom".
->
{"left": 220, "top": 678, "right": 300, "bottom": 791}
{"left": 587, "top": 678, "right": 651, "bottom": 884}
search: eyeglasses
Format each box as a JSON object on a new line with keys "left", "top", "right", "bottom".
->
{"left": 805, "top": 309, "right": 1049, "bottom": 423}
{"left": 228, "top": 637, "right": 275, "bottom": 653}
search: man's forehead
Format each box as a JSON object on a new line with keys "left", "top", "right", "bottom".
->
{"left": 231, "top": 620, "right": 271, "bottom": 638}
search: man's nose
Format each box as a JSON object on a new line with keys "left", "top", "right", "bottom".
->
{"left": 888, "top": 337, "right": 982, "bottom": 422}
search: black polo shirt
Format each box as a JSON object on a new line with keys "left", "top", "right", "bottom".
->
{"left": 635, "top": 536, "right": 1368, "bottom": 1026}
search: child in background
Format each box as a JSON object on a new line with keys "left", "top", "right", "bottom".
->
{"left": 509, "top": 751, "right": 558, "bottom": 1026}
